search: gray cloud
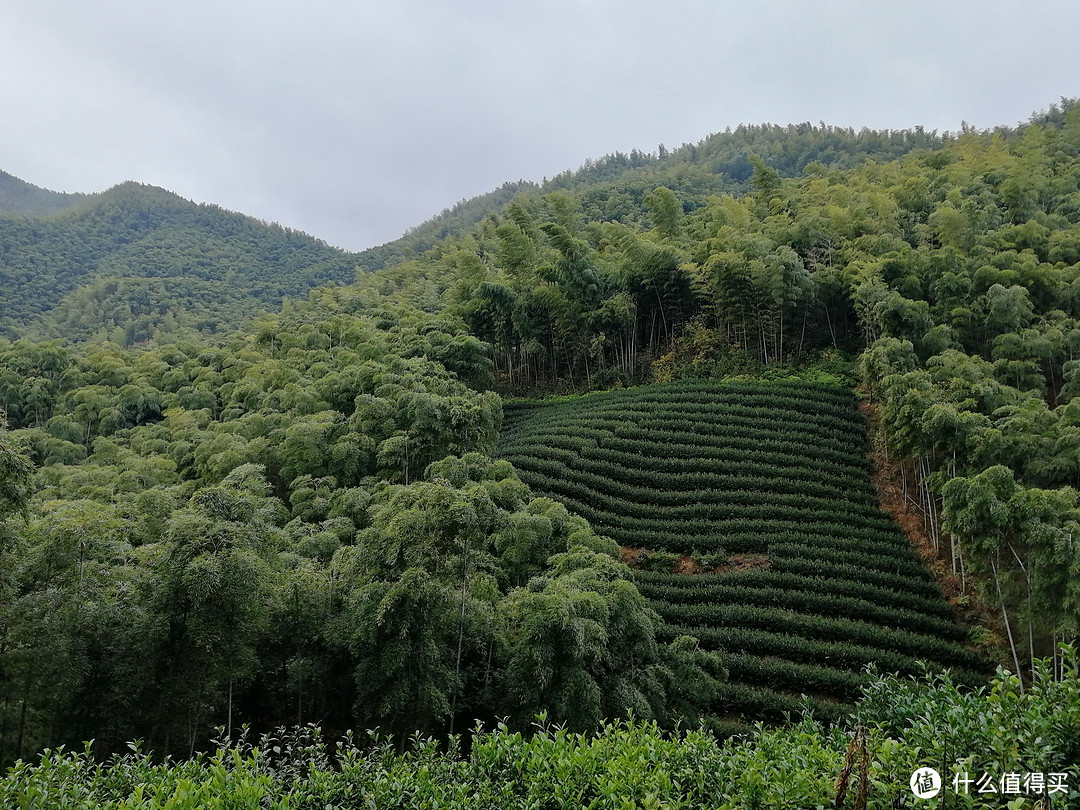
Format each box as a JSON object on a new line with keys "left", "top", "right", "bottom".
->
{"left": 2, "top": 0, "right": 1078, "bottom": 251}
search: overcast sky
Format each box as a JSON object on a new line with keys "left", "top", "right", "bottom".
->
{"left": 1, "top": 0, "right": 1077, "bottom": 253}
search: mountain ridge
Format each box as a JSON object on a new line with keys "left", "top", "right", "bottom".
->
{"left": 2, "top": 99, "right": 1074, "bottom": 348}
{"left": 0, "top": 170, "right": 89, "bottom": 218}
{"left": 0, "top": 179, "right": 361, "bottom": 343}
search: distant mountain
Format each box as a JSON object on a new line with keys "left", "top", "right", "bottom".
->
{"left": 0, "top": 171, "right": 88, "bottom": 217}
{"left": 0, "top": 179, "right": 359, "bottom": 343}
{"left": 0, "top": 118, "right": 964, "bottom": 344}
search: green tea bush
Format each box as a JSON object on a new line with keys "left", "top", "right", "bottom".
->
{"left": 499, "top": 381, "right": 986, "bottom": 720}
{"left": 4, "top": 651, "right": 1076, "bottom": 808}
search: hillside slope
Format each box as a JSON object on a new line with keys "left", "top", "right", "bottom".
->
{"left": 352, "top": 121, "right": 947, "bottom": 275}
{"left": 0, "top": 114, "right": 998, "bottom": 346}
{"left": 0, "top": 171, "right": 88, "bottom": 217}
{"left": 4, "top": 99, "right": 1080, "bottom": 763}
{"left": 0, "top": 180, "right": 360, "bottom": 343}
{"left": 500, "top": 380, "right": 989, "bottom": 728}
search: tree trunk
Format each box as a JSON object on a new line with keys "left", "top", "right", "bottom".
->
{"left": 449, "top": 538, "right": 469, "bottom": 737}
{"left": 15, "top": 696, "right": 26, "bottom": 762}
{"left": 991, "top": 555, "right": 1024, "bottom": 692}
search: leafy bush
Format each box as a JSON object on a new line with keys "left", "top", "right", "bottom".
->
{"left": 4, "top": 651, "right": 1076, "bottom": 809}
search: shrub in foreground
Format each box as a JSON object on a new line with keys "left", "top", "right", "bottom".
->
{"left": 3, "top": 648, "right": 1078, "bottom": 809}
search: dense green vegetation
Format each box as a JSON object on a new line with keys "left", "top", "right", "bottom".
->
{"left": 2, "top": 654, "right": 1077, "bottom": 808}
{"left": 500, "top": 380, "right": 988, "bottom": 728}
{"left": 5, "top": 99, "right": 1080, "bottom": 804}
{"left": 0, "top": 302, "right": 728, "bottom": 764}
{"left": 0, "top": 117, "right": 947, "bottom": 350}
{"left": 335, "top": 102, "right": 1073, "bottom": 398}
{"left": 355, "top": 121, "right": 947, "bottom": 277}
{"left": 0, "top": 182, "right": 360, "bottom": 342}
{"left": 367, "top": 96, "right": 1080, "bottom": 685}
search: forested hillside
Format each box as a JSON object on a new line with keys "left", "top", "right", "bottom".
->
{"left": 0, "top": 117, "right": 948, "bottom": 351}
{"left": 343, "top": 94, "right": 1080, "bottom": 743}
{"left": 0, "top": 299, "right": 729, "bottom": 763}
{"left": 0, "top": 171, "right": 88, "bottom": 218}
{"left": 3, "top": 100, "right": 1080, "bottom": 805}
{"left": 0, "top": 181, "right": 360, "bottom": 343}
{"left": 355, "top": 120, "right": 948, "bottom": 276}
{"left": 349, "top": 100, "right": 1080, "bottom": 686}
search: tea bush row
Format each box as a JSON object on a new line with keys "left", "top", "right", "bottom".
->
{"left": 660, "top": 623, "right": 986, "bottom": 684}
{"left": 653, "top": 602, "right": 983, "bottom": 671}
{"left": 634, "top": 579, "right": 967, "bottom": 640}
{"left": 636, "top": 570, "right": 957, "bottom": 620}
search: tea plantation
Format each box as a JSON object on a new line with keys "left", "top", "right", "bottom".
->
{"left": 500, "top": 380, "right": 990, "bottom": 728}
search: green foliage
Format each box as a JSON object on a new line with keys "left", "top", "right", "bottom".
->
{"left": 0, "top": 419, "right": 33, "bottom": 522}
{"left": 3, "top": 652, "right": 1076, "bottom": 808}
{"left": 501, "top": 547, "right": 725, "bottom": 731}
{"left": 0, "top": 304, "right": 515, "bottom": 759}
{"left": 9, "top": 99, "right": 1080, "bottom": 775}
{"left": 498, "top": 381, "right": 985, "bottom": 728}
{"left": 0, "top": 182, "right": 360, "bottom": 343}
{"left": 1, "top": 318, "right": 723, "bottom": 761}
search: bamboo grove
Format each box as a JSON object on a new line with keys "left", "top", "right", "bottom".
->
{"left": 0, "top": 308, "right": 727, "bottom": 763}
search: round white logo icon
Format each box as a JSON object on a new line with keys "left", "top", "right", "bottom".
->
{"left": 910, "top": 767, "right": 942, "bottom": 799}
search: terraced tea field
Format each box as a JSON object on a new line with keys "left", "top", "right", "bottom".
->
{"left": 499, "top": 381, "right": 988, "bottom": 729}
